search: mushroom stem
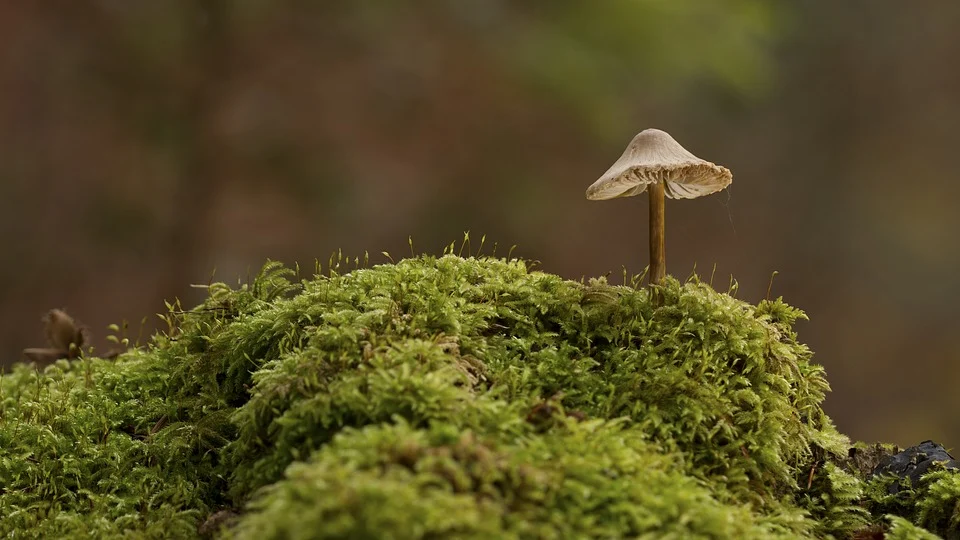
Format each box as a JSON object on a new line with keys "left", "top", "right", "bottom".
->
{"left": 648, "top": 182, "right": 666, "bottom": 287}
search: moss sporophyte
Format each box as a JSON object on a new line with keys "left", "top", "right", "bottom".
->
{"left": 1, "top": 255, "right": 957, "bottom": 538}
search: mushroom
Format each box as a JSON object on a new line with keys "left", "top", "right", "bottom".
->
{"left": 586, "top": 128, "right": 732, "bottom": 288}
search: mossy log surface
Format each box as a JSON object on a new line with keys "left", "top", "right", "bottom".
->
{"left": 0, "top": 255, "right": 956, "bottom": 538}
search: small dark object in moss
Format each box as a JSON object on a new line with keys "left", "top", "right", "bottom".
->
{"left": 199, "top": 509, "right": 240, "bottom": 537}
{"left": 848, "top": 443, "right": 897, "bottom": 478}
{"left": 872, "top": 440, "right": 960, "bottom": 494}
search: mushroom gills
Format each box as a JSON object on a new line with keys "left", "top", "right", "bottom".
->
{"left": 595, "top": 167, "right": 729, "bottom": 201}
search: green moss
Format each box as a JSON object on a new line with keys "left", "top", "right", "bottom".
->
{"left": 218, "top": 257, "right": 842, "bottom": 503}
{"left": 0, "top": 354, "right": 214, "bottom": 537}
{"left": 886, "top": 515, "right": 942, "bottom": 540}
{"left": 230, "top": 420, "right": 778, "bottom": 539}
{"left": 0, "top": 253, "right": 951, "bottom": 538}
{"left": 866, "top": 465, "right": 960, "bottom": 538}
{"left": 796, "top": 462, "right": 870, "bottom": 537}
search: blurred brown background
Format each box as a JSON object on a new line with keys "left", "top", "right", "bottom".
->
{"left": 1, "top": 1, "right": 958, "bottom": 448}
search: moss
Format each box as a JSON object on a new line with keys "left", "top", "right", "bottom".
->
{"left": 0, "top": 253, "right": 951, "bottom": 538}
{"left": 885, "top": 515, "right": 942, "bottom": 540}
{"left": 0, "top": 354, "right": 213, "bottom": 537}
{"left": 865, "top": 465, "right": 960, "bottom": 538}
{"left": 230, "top": 420, "right": 779, "bottom": 539}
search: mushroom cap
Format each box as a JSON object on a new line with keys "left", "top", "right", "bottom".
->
{"left": 586, "top": 128, "right": 732, "bottom": 201}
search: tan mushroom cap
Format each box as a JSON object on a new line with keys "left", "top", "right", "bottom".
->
{"left": 586, "top": 128, "right": 732, "bottom": 201}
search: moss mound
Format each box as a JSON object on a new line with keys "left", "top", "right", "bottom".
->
{"left": 0, "top": 254, "right": 954, "bottom": 538}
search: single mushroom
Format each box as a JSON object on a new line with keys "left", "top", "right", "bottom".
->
{"left": 586, "top": 128, "right": 732, "bottom": 288}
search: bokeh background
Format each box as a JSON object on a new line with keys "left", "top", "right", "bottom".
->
{"left": 2, "top": 1, "right": 958, "bottom": 449}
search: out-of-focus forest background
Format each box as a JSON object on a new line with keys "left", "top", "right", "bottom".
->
{"left": 1, "top": 2, "right": 958, "bottom": 448}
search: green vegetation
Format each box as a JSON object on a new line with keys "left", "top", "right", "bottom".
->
{"left": 1, "top": 252, "right": 956, "bottom": 538}
{"left": 864, "top": 468, "right": 960, "bottom": 538}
